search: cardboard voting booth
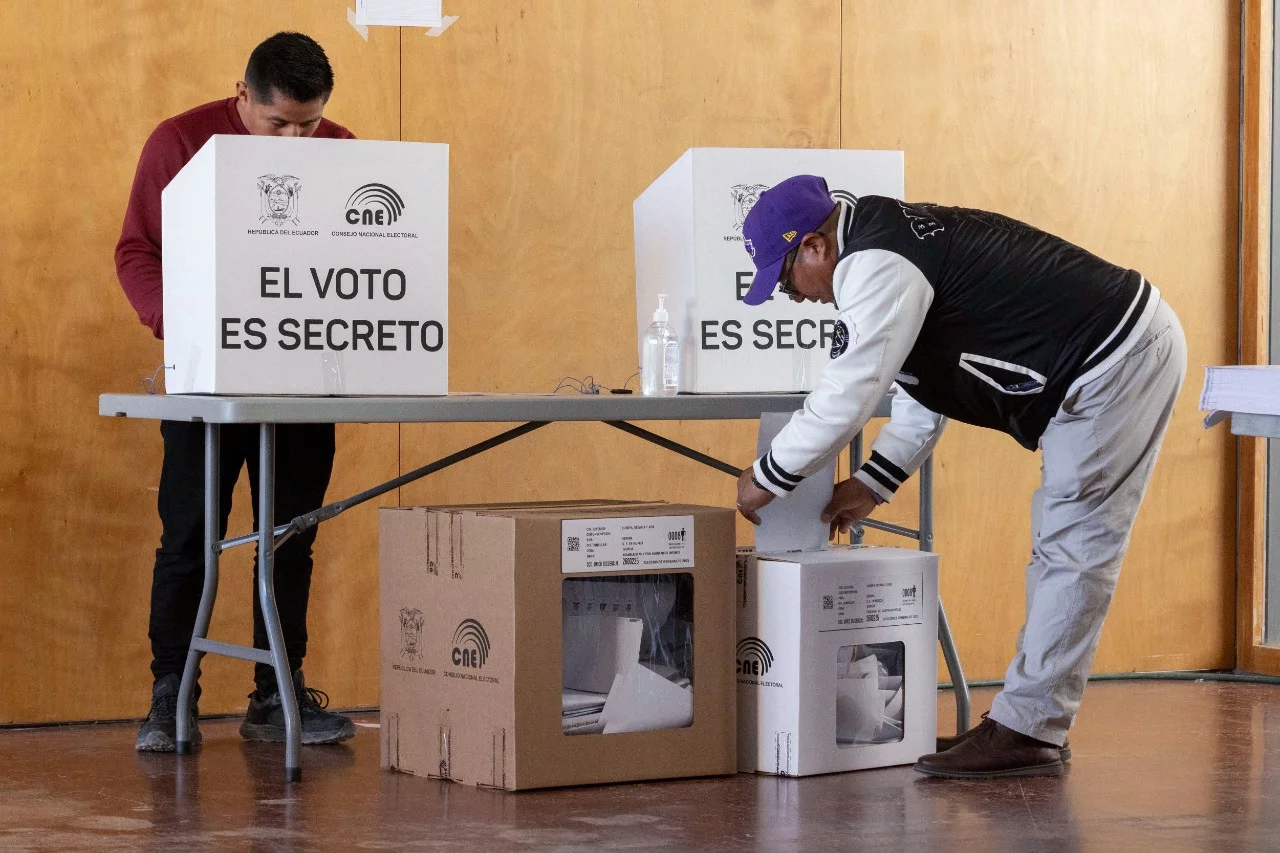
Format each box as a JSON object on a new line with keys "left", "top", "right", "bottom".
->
{"left": 736, "top": 546, "right": 939, "bottom": 776}
{"left": 633, "top": 147, "right": 904, "bottom": 393}
{"left": 161, "top": 135, "right": 448, "bottom": 395}
{"left": 379, "top": 501, "right": 738, "bottom": 791}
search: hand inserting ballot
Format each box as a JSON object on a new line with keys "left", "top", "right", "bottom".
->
{"left": 821, "top": 478, "right": 879, "bottom": 540}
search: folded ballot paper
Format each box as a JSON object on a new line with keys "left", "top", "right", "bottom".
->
{"left": 754, "top": 411, "right": 835, "bottom": 554}
{"left": 836, "top": 643, "right": 906, "bottom": 745}
{"left": 562, "top": 575, "right": 695, "bottom": 735}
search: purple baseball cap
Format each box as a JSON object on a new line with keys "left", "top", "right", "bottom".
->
{"left": 740, "top": 175, "right": 837, "bottom": 306}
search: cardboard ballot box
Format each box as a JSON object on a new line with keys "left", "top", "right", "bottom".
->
{"left": 737, "top": 546, "right": 939, "bottom": 776}
{"left": 162, "top": 135, "right": 448, "bottom": 394}
{"left": 633, "top": 147, "right": 903, "bottom": 393}
{"left": 380, "top": 501, "right": 737, "bottom": 790}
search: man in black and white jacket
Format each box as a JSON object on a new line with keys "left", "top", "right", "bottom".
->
{"left": 734, "top": 175, "right": 1185, "bottom": 779}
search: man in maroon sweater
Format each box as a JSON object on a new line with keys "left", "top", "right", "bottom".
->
{"left": 117, "top": 32, "right": 356, "bottom": 752}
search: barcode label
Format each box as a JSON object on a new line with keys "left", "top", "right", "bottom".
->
{"left": 561, "top": 516, "right": 695, "bottom": 574}
{"left": 822, "top": 572, "right": 926, "bottom": 629}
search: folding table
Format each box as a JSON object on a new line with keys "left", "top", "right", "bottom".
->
{"left": 99, "top": 392, "right": 970, "bottom": 782}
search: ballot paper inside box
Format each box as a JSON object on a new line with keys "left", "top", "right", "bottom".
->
{"left": 633, "top": 147, "right": 904, "bottom": 393}
{"left": 736, "top": 546, "right": 939, "bottom": 776}
{"left": 161, "top": 134, "right": 448, "bottom": 394}
{"left": 379, "top": 501, "right": 736, "bottom": 791}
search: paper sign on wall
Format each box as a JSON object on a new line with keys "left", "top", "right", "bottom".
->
{"left": 356, "top": 0, "right": 442, "bottom": 27}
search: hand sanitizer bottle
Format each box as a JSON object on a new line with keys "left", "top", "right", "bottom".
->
{"left": 641, "top": 294, "right": 680, "bottom": 397}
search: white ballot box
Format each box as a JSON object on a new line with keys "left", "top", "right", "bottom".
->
{"left": 162, "top": 135, "right": 448, "bottom": 395}
{"left": 737, "top": 546, "right": 938, "bottom": 776}
{"left": 633, "top": 148, "right": 903, "bottom": 393}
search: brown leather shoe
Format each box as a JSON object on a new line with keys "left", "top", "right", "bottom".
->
{"left": 936, "top": 712, "right": 1072, "bottom": 761}
{"left": 915, "top": 717, "right": 1064, "bottom": 779}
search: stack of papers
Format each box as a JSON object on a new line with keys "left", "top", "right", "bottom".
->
{"left": 1200, "top": 365, "right": 1280, "bottom": 425}
{"left": 836, "top": 645, "right": 905, "bottom": 745}
{"left": 562, "top": 688, "right": 608, "bottom": 735}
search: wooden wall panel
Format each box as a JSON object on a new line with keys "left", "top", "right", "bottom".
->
{"left": 396, "top": 1, "right": 841, "bottom": 534}
{"left": 0, "top": 0, "right": 1243, "bottom": 724}
{"left": 0, "top": 1, "right": 399, "bottom": 722}
{"left": 843, "top": 0, "right": 1238, "bottom": 680}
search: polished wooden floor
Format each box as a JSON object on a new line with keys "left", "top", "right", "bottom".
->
{"left": 1, "top": 682, "right": 1279, "bottom": 852}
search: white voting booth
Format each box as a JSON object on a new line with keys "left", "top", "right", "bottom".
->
{"left": 634, "top": 148, "right": 904, "bottom": 393}
{"left": 162, "top": 135, "right": 448, "bottom": 395}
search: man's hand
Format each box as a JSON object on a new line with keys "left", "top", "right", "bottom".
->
{"left": 736, "top": 469, "right": 775, "bottom": 525}
{"left": 822, "top": 478, "right": 878, "bottom": 540}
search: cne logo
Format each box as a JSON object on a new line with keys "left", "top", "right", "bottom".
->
{"left": 345, "top": 182, "right": 406, "bottom": 226}
{"left": 451, "top": 618, "right": 490, "bottom": 669}
{"left": 736, "top": 636, "right": 775, "bottom": 677}
{"left": 782, "top": 230, "right": 797, "bottom": 242}
{"left": 830, "top": 189, "right": 859, "bottom": 209}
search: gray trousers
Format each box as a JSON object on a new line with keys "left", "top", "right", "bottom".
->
{"left": 988, "top": 299, "right": 1187, "bottom": 746}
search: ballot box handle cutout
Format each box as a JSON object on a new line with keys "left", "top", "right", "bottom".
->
{"left": 561, "top": 573, "right": 695, "bottom": 736}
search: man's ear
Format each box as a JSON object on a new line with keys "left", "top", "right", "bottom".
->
{"left": 800, "top": 230, "right": 829, "bottom": 261}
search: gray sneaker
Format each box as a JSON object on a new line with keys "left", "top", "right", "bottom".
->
{"left": 239, "top": 670, "right": 355, "bottom": 745}
{"left": 135, "top": 674, "right": 201, "bottom": 753}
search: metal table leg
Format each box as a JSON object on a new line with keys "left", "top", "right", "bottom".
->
{"left": 920, "top": 456, "right": 970, "bottom": 733}
{"left": 257, "top": 424, "right": 302, "bottom": 782}
{"left": 177, "top": 423, "right": 219, "bottom": 754}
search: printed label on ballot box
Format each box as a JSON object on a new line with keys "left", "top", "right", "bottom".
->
{"left": 561, "top": 516, "right": 696, "bottom": 573}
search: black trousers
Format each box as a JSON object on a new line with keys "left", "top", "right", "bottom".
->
{"left": 149, "top": 420, "right": 335, "bottom": 695}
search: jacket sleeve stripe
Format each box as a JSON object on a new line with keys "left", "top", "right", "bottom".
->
{"left": 859, "top": 463, "right": 899, "bottom": 494}
{"left": 756, "top": 457, "right": 798, "bottom": 493}
{"left": 764, "top": 451, "right": 803, "bottom": 485}
{"left": 868, "top": 451, "right": 908, "bottom": 485}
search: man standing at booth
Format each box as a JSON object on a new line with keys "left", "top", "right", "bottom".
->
{"left": 733, "top": 175, "right": 1185, "bottom": 779}
{"left": 116, "top": 32, "right": 356, "bottom": 752}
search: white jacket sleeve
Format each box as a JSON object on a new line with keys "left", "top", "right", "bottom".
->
{"left": 852, "top": 389, "right": 947, "bottom": 503}
{"left": 753, "top": 248, "right": 933, "bottom": 498}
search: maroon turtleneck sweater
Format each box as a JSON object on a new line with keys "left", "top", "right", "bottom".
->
{"left": 114, "top": 97, "right": 355, "bottom": 338}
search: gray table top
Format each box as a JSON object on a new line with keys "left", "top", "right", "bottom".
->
{"left": 99, "top": 392, "right": 895, "bottom": 424}
{"left": 1230, "top": 411, "right": 1280, "bottom": 440}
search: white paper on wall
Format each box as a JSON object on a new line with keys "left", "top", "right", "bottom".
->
{"left": 355, "top": 0, "right": 442, "bottom": 27}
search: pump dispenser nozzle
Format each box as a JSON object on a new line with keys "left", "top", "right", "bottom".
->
{"left": 653, "top": 294, "right": 669, "bottom": 324}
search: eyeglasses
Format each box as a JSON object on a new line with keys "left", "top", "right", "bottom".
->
{"left": 777, "top": 248, "right": 800, "bottom": 298}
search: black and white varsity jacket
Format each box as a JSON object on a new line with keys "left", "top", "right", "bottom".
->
{"left": 752, "top": 195, "right": 1160, "bottom": 502}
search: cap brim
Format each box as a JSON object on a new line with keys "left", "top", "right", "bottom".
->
{"left": 743, "top": 255, "right": 786, "bottom": 306}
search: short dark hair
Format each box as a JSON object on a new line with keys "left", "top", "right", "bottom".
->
{"left": 244, "top": 32, "right": 335, "bottom": 104}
